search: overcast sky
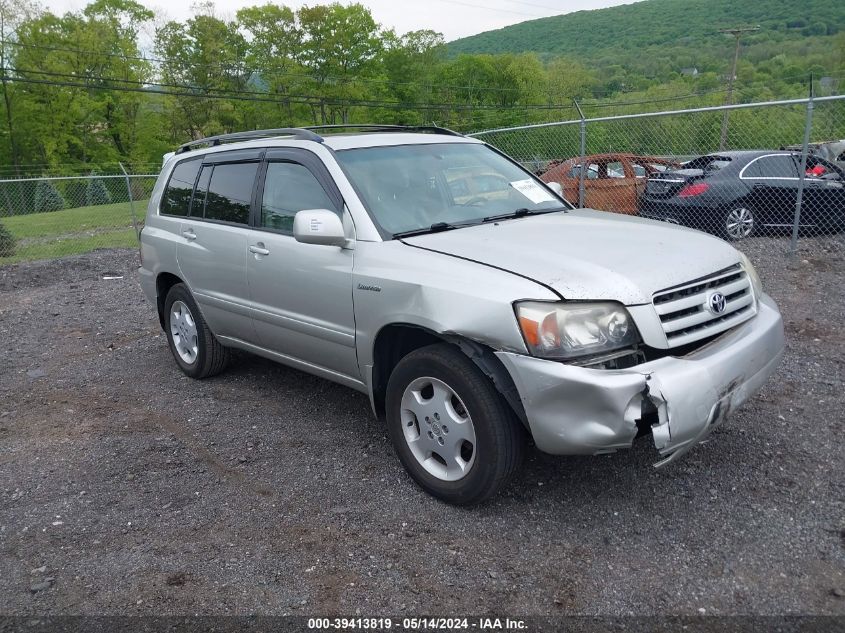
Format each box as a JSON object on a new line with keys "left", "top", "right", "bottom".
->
{"left": 42, "top": 0, "right": 643, "bottom": 41}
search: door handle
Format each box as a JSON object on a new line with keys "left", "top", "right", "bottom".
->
{"left": 182, "top": 229, "right": 197, "bottom": 241}
{"left": 249, "top": 244, "right": 270, "bottom": 256}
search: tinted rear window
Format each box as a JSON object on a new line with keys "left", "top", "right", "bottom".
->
{"left": 753, "top": 155, "right": 798, "bottom": 178}
{"left": 191, "top": 165, "right": 212, "bottom": 217}
{"left": 161, "top": 159, "right": 201, "bottom": 216}
{"left": 204, "top": 162, "right": 259, "bottom": 224}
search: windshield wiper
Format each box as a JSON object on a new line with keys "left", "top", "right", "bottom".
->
{"left": 481, "top": 207, "right": 565, "bottom": 223}
{"left": 393, "top": 221, "right": 475, "bottom": 239}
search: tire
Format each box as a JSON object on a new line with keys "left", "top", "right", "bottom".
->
{"left": 385, "top": 343, "right": 526, "bottom": 505}
{"left": 163, "top": 283, "right": 230, "bottom": 379}
{"left": 723, "top": 206, "right": 756, "bottom": 241}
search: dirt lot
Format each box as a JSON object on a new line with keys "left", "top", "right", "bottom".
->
{"left": 0, "top": 237, "right": 843, "bottom": 617}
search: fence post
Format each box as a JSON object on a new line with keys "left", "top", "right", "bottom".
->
{"left": 574, "top": 99, "right": 586, "bottom": 208}
{"left": 118, "top": 162, "right": 140, "bottom": 241}
{"left": 790, "top": 87, "right": 815, "bottom": 255}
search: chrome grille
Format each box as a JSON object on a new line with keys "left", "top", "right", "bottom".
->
{"left": 653, "top": 264, "right": 756, "bottom": 347}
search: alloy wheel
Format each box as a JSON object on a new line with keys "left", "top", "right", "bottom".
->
{"left": 170, "top": 300, "right": 199, "bottom": 364}
{"left": 399, "top": 376, "right": 477, "bottom": 482}
{"left": 726, "top": 207, "right": 754, "bottom": 239}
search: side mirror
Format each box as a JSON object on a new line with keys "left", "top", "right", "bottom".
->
{"left": 546, "top": 181, "right": 563, "bottom": 196}
{"left": 293, "top": 209, "right": 347, "bottom": 247}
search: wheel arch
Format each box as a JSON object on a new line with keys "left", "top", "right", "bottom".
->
{"left": 155, "top": 271, "right": 184, "bottom": 330}
{"left": 370, "top": 323, "right": 528, "bottom": 430}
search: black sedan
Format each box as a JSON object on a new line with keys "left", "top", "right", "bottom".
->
{"left": 639, "top": 150, "right": 845, "bottom": 240}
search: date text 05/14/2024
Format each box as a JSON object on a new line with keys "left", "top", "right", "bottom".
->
{"left": 307, "top": 617, "right": 528, "bottom": 630}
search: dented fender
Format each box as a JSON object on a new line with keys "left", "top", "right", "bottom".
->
{"left": 353, "top": 240, "right": 558, "bottom": 373}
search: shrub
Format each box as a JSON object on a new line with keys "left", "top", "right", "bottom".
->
{"left": 0, "top": 221, "right": 15, "bottom": 257}
{"left": 86, "top": 172, "right": 112, "bottom": 206}
{"left": 34, "top": 180, "right": 65, "bottom": 213}
{"left": 65, "top": 180, "right": 87, "bottom": 207}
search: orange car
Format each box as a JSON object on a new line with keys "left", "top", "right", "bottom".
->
{"left": 539, "top": 153, "right": 678, "bottom": 214}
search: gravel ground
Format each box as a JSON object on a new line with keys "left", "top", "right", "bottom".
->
{"left": 0, "top": 237, "right": 843, "bottom": 617}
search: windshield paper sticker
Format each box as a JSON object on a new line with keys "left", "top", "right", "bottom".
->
{"left": 509, "top": 179, "right": 555, "bottom": 204}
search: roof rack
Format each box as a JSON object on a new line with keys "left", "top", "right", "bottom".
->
{"left": 175, "top": 128, "right": 323, "bottom": 154}
{"left": 303, "top": 124, "right": 465, "bottom": 137}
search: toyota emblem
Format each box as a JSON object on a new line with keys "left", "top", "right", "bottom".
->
{"left": 708, "top": 292, "right": 727, "bottom": 314}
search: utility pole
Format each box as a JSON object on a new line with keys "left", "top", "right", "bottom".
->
{"left": 718, "top": 26, "right": 759, "bottom": 151}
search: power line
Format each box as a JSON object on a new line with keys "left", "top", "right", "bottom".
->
{"left": 4, "top": 65, "right": 778, "bottom": 116}
{"left": 581, "top": 88, "right": 732, "bottom": 109}
{"left": 11, "top": 64, "right": 756, "bottom": 114}
{"left": 0, "top": 71, "right": 594, "bottom": 111}
{"left": 4, "top": 40, "right": 547, "bottom": 95}
{"left": 6, "top": 40, "right": 837, "bottom": 104}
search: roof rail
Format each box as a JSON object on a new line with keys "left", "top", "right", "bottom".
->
{"left": 303, "top": 124, "right": 465, "bottom": 138}
{"left": 175, "top": 128, "right": 323, "bottom": 154}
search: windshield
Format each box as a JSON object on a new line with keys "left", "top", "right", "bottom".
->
{"left": 335, "top": 142, "right": 567, "bottom": 237}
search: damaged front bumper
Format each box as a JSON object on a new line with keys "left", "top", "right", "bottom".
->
{"left": 496, "top": 294, "right": 785, "bottom": 466}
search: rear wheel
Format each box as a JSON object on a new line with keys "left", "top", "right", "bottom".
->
{"left": 164, "top": 283, "right": 230, "bottom": 379}
{"left": 724, "top": 206, "right": 755, "bottom": 240}
{"left": 385, "top": 343, "right": 525, "bottom": 505}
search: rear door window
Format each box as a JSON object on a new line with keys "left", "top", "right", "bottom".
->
{"left": 203, "top": 162, "right": 259, "bottom": 224}
{"left": 752, "top": 155, "right": 799, "bottom": 179}
{"left": 190, "top": 165, "right": 212, "bottom": 217}
{"left": 161, "top": 158, "right": 201, "bottom": 216}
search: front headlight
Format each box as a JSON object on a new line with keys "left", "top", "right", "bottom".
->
{"left": 739, "top": 252, "right": 763, "bottom": 303}
{"left": 515, "top": 301, "right": 641, "bottom": 360}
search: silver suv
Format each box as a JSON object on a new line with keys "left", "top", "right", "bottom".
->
{"left": 140, "top": 126, "right": 785, "bottom": 504}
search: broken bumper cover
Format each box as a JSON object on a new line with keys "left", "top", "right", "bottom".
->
{"left": 496, "top": 294, "right": 784, "bottom": 466}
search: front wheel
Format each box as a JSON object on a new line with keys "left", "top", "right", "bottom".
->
{"left": 385, "top": 343, "right": 525, "bottom": 505}
{"left": 724, "top": 206, "right": 755, "bottom": 240}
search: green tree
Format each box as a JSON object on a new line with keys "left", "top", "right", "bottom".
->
{"left": 237, "top": 4, "right": 307, "bottom": 127}
{"left": 546, "top": 58, "right": 594, "bottom": 102}
{"left": 0, "top": 0, "right": 39, "bottom": 174}
{"left": 8, "top": 0, "right": 154, "bottom": 168}
{"left": 382, "top": 29, "right": 445, "bottom": 124}
{"left": 86, "top": 172, "right": 112, "bottom": 205}
{"left": 156, "top": 4, "right": 247, "bottom": 138}
{"left": 80, "top": 0, "right": 156, "bottom": 161}
{"left": 34, "top": 180, "right": 65, "bottom": 213}
{"left": 297, "top": 3, "right": 384, "bottom": 124}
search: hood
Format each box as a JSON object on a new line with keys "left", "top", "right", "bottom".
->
{"left": 401, "top": 209, "right": 742, "bottom": 305}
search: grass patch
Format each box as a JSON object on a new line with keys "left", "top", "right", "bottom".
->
{"left": 0, "top": 229, "right": 139, "bottom": 264}
{"left": 3, "top": 200, "right": 147, "bottom": 239}
{"left": 0, "top": 200, "right": 146, "bottom": 264}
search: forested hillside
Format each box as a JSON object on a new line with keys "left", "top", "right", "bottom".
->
{"left": 450, "top": 0, "right": 845, "bottom": 97}
{"left": 0, "top": 0, "right": 842, "bottom": 175}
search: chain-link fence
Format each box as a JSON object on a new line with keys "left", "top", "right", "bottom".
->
{"left": 0, "top": 170, "right": 157, "bottom": 264}
{"left": 1, "top": 95, "right": 843, "bottom": 264}
{"left": 470, "top": 94, "right": 845, "bottom": 249}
